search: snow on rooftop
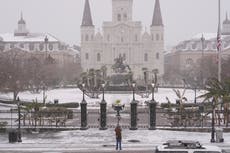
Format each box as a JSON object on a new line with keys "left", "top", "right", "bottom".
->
{"left": 192, "top": 33, "right": 217, "bottom": 40}
{"left": 0, "top": 33, "right": 59, "bottom": 42}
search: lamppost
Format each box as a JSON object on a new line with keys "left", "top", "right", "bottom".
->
{"left": 102, "top": 83, "right": 105, "bottom": 102}
{"left": 194, "top": 87, "right": 197, "bottom": 104}
{"left": 211, "top": 99, "right": 215, "bottom": 143}
{"left": 41, "top": 82, "right": 46, "bottom": 105}
{"left": 80, "top": 83, "right": 88, "bottom": 130}
{"left": 132, "top": 82, "right": 136, "bottom": 101}
{"left": 44, "top": 36, "right": 49, "bottom": 60}
{"left": 149, "top": 81, "right": 157, "bottom": 130}
{"left": 17, "top": 97, "right": 22, "bottom": 142}
{"left": 151, "top": 82, "right": 155, "bottom": 101}
{"left": 100, "top": 83, "right": 107, "bottom": 130}
{"left": 112, "top": 100, "right": 125, "bottom": 126}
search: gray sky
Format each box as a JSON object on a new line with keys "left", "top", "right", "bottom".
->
{"left": 0, "top": 0, "right": 229, "bottom": 48}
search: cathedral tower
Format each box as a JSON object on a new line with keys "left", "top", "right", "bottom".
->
{"left": 150, "top": 0, "right": 164, "bottom": 75}
{"left": 112, "top": 0, "right": 133, "bottom": 22}
{"left": 81, "top": 0, "right": 95, "bottom": 70}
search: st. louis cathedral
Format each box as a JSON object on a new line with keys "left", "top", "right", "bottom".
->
{"left": 80, "top": 0, "right": 164, "bottom": 80}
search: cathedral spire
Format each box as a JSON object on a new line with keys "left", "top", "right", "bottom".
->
{"left": 151, "top": 0, "right": 163, "bottom": 27}
{"left": 81, "top": 0, "right": 94, "bottom": 27}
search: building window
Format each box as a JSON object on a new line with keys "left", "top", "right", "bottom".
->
{"left": 107, "top": 35, "right": 110, "bottom": 42}
{"left": 151, "top": 34, "right": 154, "bottom": 41}
{"left": 91, "top": 35, "right": 94, "bottom": 41}
{"left": 124, "top": 14, "right": 127, "bottom": 20}
{"left": 85, "top": 34, "right": 89, "bottom": 41}
{"left": 144, "top": 53, "right": 148, "bottom": 62}
{"left": 85, "top": 53, "right": 89, "bottom": 60}
{"left": 10, "top": 43, "right": 15, "bottom": 49}
{"left": 19, "top": 43, "right": 24, "bottom": 48}
{"left": 39, "top": 43, "right": 44, "bottom": 51}
{"left": 121, "top": 37, "right": 124, "bottom": 42}
{"left": 49, "top": 44, "right": 53, "bottom": 51}
{"left": 186, "top": 58, "right": 193, "bottom": 65}
{"left": 192, "top": 43, "right": 197, "bottom": 50}
{"left": 156, "top": 52, "right": 159, "bottom": 59}
{"left": 0, "top": 45, "right": 4, "bottom": 51}
{"left": 135, "top": 35, "right": 138, "bottom": 41}
{"left": 118, "top": 14, "right": 121, "bottom": 21}
{"left": 29, "top": 43, "right": 34, "bottom": 51}
{"left": 97, "top": 53, "right": 101, "bottom": 62}
{"left": 161, "top": 34, "right": 164, "bottom": 41}
{"left": 156, "top": 34, "right": 159, "bottom": 41}
{"left": 123, "top": 53, "right": 126, "bottom": 60}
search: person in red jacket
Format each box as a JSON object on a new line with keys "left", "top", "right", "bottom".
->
{"left": 115, "top": 125, "right": 122, "bottom": 150}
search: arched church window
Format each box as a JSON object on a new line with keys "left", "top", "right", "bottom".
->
{"left": 85, "top": 53, "right": 89, "bottom": 60}
{"left": 156, "top": 34, "right": 160, "bottom": 41}
{"left": 49, "top": 44, "right": 53, "bottom": 51}
{"left": 39, "top": 43, "right": 44, "bottom": 51}
{"left": 144, "top": 53, "right": 148, "bottom": 62}
{"left": 97, "top": 53, "right": 101, "bottom": 62}
{"left": 156, "top": 52, "right": 159, "bottom": 59}
{"left": 186, "top": 58, "right": 193, "bottom": 65}
{"left": 85, "top": 34, "right": 89, "bottom": 41}
{"left": 29, "top": 43, "right": 34, "bottom": 51}
{"left": 118, "top": 14, "right": 121, "bottom": 21}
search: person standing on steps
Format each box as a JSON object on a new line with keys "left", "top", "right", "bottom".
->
{"left": 115, "top": 125, "right": 122, "bottom": 150}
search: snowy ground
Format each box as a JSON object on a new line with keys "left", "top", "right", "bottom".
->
{"left": 0, "top": 88, "right": 205, "bottom": 106}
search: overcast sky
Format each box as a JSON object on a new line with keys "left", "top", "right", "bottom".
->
{"left": 0, "top": 0, "right": 229, "bottom": 48}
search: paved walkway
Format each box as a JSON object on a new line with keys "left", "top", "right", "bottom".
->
{"left": 0, "top": 143, "right": 229, "bottom": 153}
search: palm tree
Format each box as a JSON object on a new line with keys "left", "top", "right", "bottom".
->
{"left": 199, "top": 78, "right": 226, "bottom": 126}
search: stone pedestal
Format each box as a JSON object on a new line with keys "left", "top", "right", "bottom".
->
{"left": 99, "top": 100, "right": 107, "bottom": 130}
{"left": 130, "top": 100, "right": 138, "bottom": 130}
{"left": 149, "top": 100, "right": 157, "bottom": 130}
{"left": 80, "top": 101, "right": 88, "bottom": 130}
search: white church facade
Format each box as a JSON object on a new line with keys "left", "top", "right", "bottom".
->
{"left": 80, "top": 0, "right": 165, "bottom": 80}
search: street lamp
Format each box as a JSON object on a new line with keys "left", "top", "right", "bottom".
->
{"left": 112, "top": 100, "right": 125, "bottom": 126}
{"left": 151, "top": 82, "right": 155, "bottom": 101}
{"left": 132, "top": 82, "right": 136, "bottom": 101}
{"left": 82, "top": 83, "right": 85, "bottom": 102}
{"left": 102, "top": 83, "right": 105, "bottom": 102}
{"left": 80, "top": 83, "right": 88, "bottom": 130}
{"left": 17, "top": 97, "right": 22, "bottom": 142}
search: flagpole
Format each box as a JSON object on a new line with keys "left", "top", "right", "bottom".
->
{"left": 217, "top": 0, "right": 222, "bottom": 82}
